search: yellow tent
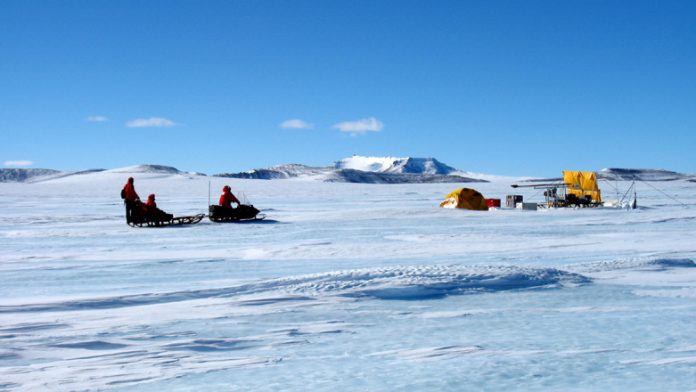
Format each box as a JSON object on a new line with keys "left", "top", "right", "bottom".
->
{"left": 563, "top": 171, "right": 602, "bottom": 203}
{"left": 439, "top": 188, "right": 489, "bottom": 210}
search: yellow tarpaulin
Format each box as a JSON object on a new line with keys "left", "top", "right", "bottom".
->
{"left": 563, "top": 171, "right": 602, "bottom": 203}
{"left": 439, "top": 188, "right": 489, "bottom": 210}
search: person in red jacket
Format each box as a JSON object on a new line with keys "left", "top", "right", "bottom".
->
{"left": 219, "top": 185, "right": 241, "bottom": 209}
{"left": 122, "top": 177, "right": 142, "bottom": 223}
{"left": 122, "top": 177, "right": 140, "bottom": 202}
{"left": 146, "top": 193, "right": 157, "bottom": 209}
{"left": 145, "top": 193, "right": 173, "bottom": 222}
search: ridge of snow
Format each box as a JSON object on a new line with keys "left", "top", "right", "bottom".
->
{"left": 0, "top": 265, "right": 589, "bottom": 313}
{"left": 0, "top": 168, "right": 62, "bottom": 183}
{"left": 0, "top": 168, "right": 110, "bottom": 183}
{"left": 217, "top": 164, "right": 332, "bottom": 180}
{"left": 2, "top": 165, "right": 206, "bottom": 184}
{"left": 104, "top": 164, "right": 184, "bottom": 174}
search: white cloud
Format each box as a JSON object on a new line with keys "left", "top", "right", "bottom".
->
{"left": 85, "top": 115, "right": 109, "bottom": 122}
{"left": 126, "top": 117, "right": 178, "bottom": 128}
{"left": 332, "top": 117, "right": 384, "bottom": 135}
{"left": 4, "top": 160, "right": 33, "bottom": 167}
{"left": 280, "top": 119, "right": 314, "bottom": 130}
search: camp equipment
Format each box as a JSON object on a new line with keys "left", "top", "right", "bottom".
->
{"left": 440, "top": 188, "right": 489, "bottom": 210}
{"left": 511, "top": 171, "right": 604, "bottom": 208}
{"left": 486, "top": 198, "right": 501, "bottom": 208}
{"left": 506, "top": 195, "right": 523, "bottom": 208}
{"left": 564, "top": 171, "right": 602, "bottom": 204}
{"left": 520, "top": 202, "right": 538, "bottom": 211}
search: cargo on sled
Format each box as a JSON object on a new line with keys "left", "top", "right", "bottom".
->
{"left": 124, "top": 199, "right": 204, "bottom": 227}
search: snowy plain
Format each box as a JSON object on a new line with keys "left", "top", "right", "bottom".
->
{"left": 1, "top": 171, "right": 696, "bottom": 391}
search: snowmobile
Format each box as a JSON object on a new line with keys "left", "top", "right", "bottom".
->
{"left": 125, "top": 202, "right": 204, "bottom": 227}
{"left": 208, "top": 204, "right": 264, "bottom": 222}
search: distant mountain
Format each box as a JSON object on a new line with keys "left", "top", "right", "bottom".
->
{"left": 334, "top": 156, "right": 458, "bottom": 175}
{"left": 327, "top": 169, "right": 486, "bottom": 184}
{"left": 0, "top": 164, "right": 205, "bottom": 183}
{"left": 0, "top": 168, "right": 62, "bottom": 182}
{"left": 217, "top": 164, "right": 331, "bottom": 180}
{"left": 215, "top": 156, "right": 487, "bottom": 183}
{"left": 3, "top": 162, "right": 691, "bottom": 184}
{"left": 104, "top": 164, "right": 190, "bottom": 175}
{"left": 0, "top": 168, "right": 111, "bottom": 183}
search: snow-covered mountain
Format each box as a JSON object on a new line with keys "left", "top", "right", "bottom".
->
{"left": 334, "top": 156, "right": 458, "bottom": 175}
{"left": 0, "top": 164, "right": 205, "bottom": 183}
{"left": 216, "top": 156, "right": 487, "bottom": 183}
{"left": 0, "top": 168, "right": 108, "bottom": 183}
{"left": 327, "top": 169, "right": 487, "bottom": 184}
{"left": 104, "top": 164, "right": 196, "bottom": 175}
{"left": 3, "top": 161, "right": 692, "bottom": 184}
{"left": 0, "top": 168, "right": 62, "bottom": 182}
{"left": 217, "top": 164, "right": 332, "bottom": 180}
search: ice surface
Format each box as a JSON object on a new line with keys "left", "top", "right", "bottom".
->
{"left": 1, "top": 173, "right": 696, "bottom": 390}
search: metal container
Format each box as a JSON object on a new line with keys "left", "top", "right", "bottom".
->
{"left": 521, "top": 202, "right": 538, "bottom": 211}
{"left": 506, "top": 195, "right": 523, "bottom": 208}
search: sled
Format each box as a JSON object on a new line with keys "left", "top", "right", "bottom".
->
{"left": 208, "top": 204, "right": 265, "bottom": 222}
{"left": 125, "top": 202, "right": 204, "bottom": 227}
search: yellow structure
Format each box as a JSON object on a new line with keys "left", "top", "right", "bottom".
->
{"left": 439, "top": 188, "right": 489, "bottom": 210}
{"left": 563, "top": 171, "right": 602, "bottom": 203}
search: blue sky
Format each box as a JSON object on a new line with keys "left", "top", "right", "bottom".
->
{"left": 1, "top": 1, "right": 695, "bottom": 176}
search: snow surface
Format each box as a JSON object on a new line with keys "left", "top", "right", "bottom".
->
{"left": 1, "top": 172, "right": 696, "bottom": 391}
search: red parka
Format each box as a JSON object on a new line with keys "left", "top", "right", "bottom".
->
{"left": 122, "top": 178, "right": 140, "bottom": 202}
{"left": 219, "top": 187, "right": 241, "bottom": 208}
{"left": 146, "top": 194, "right": 157, "bottom": 209}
